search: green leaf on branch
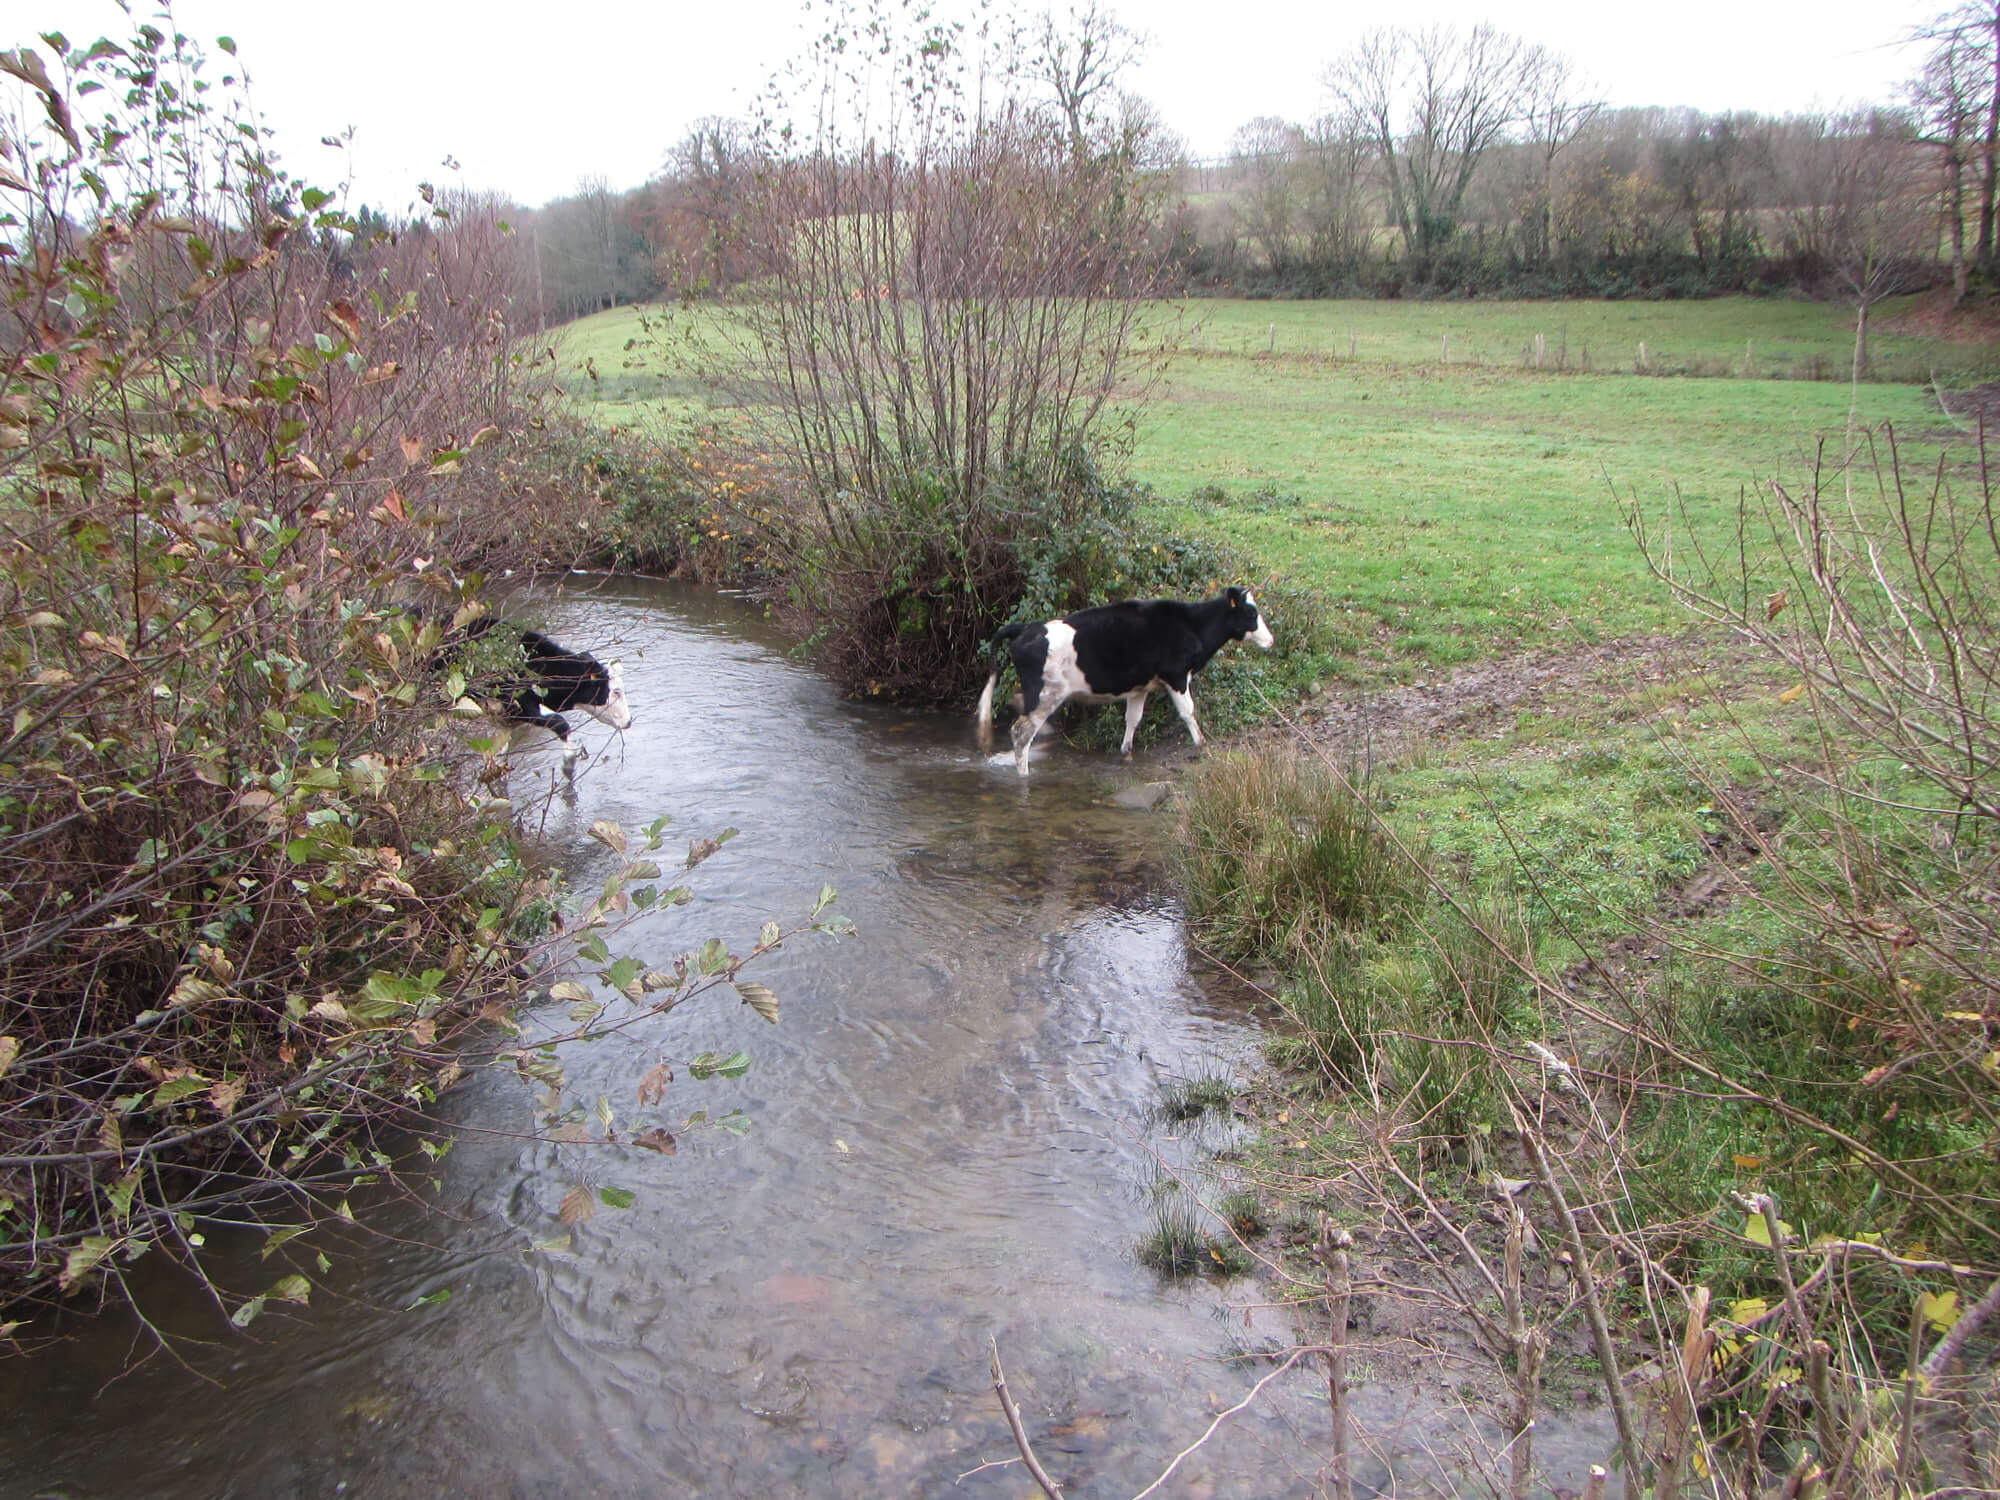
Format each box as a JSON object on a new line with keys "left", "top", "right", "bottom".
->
{"left": 153, "top": 1075, "right": 207, "bottom": 1107}
{"left": 1744, "top": 1212, "right": 1793, "bottom": 1247}
{"left": 103, "top": 1169, "right": 140, "bottom": 1220}
{"left": 599, "top": 1186, "right": 637, "bottom": 1209}
{"left": 60, "top": 1235, "right": 120, "bottom": 1291}
{"left": 261, "top": 1225, "right": 311, "bottom": 1259}
{"left": 696, "top": 938, "right": 731, "bottom": 975}
{"left": 690, "top": 1051, "right": 752, "bottom": 1081}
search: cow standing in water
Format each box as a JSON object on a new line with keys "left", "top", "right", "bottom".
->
{"left": 445, "top": 618, "right": 632, "bottom": 769}
{"left": 974, "top": 588, "right": 1275, "bottom": 777}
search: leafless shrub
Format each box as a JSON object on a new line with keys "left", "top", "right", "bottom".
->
{"left": 696, "top": 0, "right": 1171, "bottom": 696}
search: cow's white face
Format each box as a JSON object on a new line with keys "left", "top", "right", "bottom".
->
{"left": 585, "top": 661, "right": 633, "bottom": 730}
{"left": 1244, "top": 591, "right": 1275, "bottom": 650}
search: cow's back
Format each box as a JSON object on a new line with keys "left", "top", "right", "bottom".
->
{"left": 1065, "top": 600, "right": 1197, "bottom": 694}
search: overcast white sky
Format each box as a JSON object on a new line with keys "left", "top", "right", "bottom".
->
{"left": 12, "top": 0, "right": 1937, "bottom": 214}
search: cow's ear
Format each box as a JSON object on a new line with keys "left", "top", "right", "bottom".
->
{"left": 1226, "top": 586, "right": 1244, "bottom": 605}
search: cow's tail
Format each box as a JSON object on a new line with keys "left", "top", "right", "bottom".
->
{"left": 974, "top": 623, "right": 1027, "bottom": 751}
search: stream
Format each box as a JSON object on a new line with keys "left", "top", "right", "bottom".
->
{"left": 0, "top": 579, "right": 1613, "bottom": 1499}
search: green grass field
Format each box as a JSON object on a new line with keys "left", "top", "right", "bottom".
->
{"left": 1128, "top": 309, "right": 1958, "bottom": 673}
{"left": 558, "top": 294, "right": 1989, "bottom": 677}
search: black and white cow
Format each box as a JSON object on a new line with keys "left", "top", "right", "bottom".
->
{"left": 445, "top": 617, "right": 632, "bottom": 767}
{"left": 974, "top": 588, "right": 1275, "bottom": 777}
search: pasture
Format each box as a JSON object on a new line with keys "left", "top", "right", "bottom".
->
{"left": 560, "top": 294, "right": 1981, "bottom": 676}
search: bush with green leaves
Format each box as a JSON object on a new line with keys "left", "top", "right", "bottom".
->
{"left": 0, "top": 22, "right": 847, "bottom": 1328}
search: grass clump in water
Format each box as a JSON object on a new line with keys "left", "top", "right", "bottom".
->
{"left": 1174, "top": 748, "right": 1422, "bottom": 963}
{"left": 1136, "top": 1182, "right": 1255, "bottom": 1278}
{"left": 1157, "top": 1065, "right": 1239, "bottom": 1123}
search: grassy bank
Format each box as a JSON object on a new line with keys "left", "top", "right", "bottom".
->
{"left": 1158, "top": 455, "right": 1998, "bottom": 1493}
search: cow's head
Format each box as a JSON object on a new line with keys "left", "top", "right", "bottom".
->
{"left": 1227, "top": 587, "right": 1276, "bottom": 650}
{"left": 584, "top": 659, "right": 633, "bottom": 730}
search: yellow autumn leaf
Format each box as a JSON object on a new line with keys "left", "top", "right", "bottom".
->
{"left": 1777, "top": 682, "right": 1805, "bottom": 704}
{"left": 1920, "top": 1290, "right": 1960, "bottom": 1333}
{"left": 1744, "top": 1212, "right": 1792, "bottom": 1246}
{"left": 1728, "top": 1297, "right": 1769, "bottom": 1324}
{"left": 1732, "top": 1154, "right": 1764, "bottom": 1170}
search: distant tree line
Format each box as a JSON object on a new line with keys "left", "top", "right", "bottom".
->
{"left": 1189, "top": 100, "right": 1935, "bottom": 302}
{"left": 505, "top": 3, "right": 2000, "bottom": 319}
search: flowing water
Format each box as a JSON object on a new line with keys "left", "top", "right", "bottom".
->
{"left": 0, "top": 580, "right": 1613, "bottom": 1499}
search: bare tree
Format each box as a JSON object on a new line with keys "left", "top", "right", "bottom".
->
{"left": 1229, "top": 115, "right": 1303, "bottom": 274}
{"left": 652, "top": 116, "right": 757, "bottom": 294}
{"left": 724, "top": 0, "right": 1167, "bottom": 696}
{"left": 1834, "top": 112, "right": 1933, "bottom": 377}
{"left": 1781, "top": 109, "right": 1935, "bottom": 375}
{"left": 1323, "top": 24, "right": 1530, "bottom": 268}
{"left": 1112, "top": 90, "right": 1184, "bottom": 174}
{"left": 1517, "top": 47, "right": 1602, "bottom": 268}
{"left": 1656, "top": 111, "right": 1771, "bottom": 274}
{"left": 1032, "top": 0, "right": 1144, "bottom": 158}
{"left": 1968, "top": 1, "right": 2000, "bottom": 266}
{"left": 1911, "top": 11, "right": 1990, "bottom": 302}
{"left": 1300, "top": 108, "right": 1374, "bottom": 276}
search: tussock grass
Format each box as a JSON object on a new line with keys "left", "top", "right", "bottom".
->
{"left": 1173, "top": 748, "right": 1422, "bottom": 962}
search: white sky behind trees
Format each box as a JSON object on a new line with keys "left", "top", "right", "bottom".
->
{"left": 11, "top": 0, "right": 1939, "bottom": 215}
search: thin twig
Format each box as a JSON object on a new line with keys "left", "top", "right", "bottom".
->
{"left": 1128, "top": 1348, "right": 1313, "bottom": 1500}
{"left": 1518, "top": 1120, "right": 1644, "bottom": 1493}
{"left": 989, "top": 1336, "right": 1063, "bottom": 1500}
{"left": 1317, "top": 1216, "right": 1356, "bottom": 1500}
